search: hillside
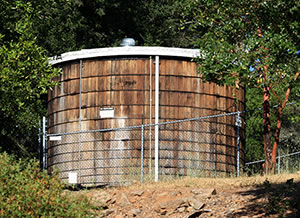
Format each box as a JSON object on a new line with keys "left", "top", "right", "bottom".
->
{"left": 72, "top": 172, "right": 300, "bottom": 217}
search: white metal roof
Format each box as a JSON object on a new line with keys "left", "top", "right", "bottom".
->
{"left": 49, "top": 46, "right": 201, "bottom": 65}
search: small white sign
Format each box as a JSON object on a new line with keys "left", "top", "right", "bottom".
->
{"left": 68, "top": 172, "right": 77, "bottom": 184}
{"left": 49, "top": 136, "right": 62, "bottom": 141}
{"left": 100, "top": 108, "right": 114, "bottom": 118}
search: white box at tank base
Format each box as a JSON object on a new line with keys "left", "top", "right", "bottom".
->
{"left": 68, "top": 172, "right": 77, "bottom": 184}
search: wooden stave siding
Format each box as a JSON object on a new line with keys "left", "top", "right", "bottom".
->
{"left": 47, "top": 57, "right": 245, "bottom": 184}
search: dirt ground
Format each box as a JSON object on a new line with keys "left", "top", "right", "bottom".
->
{"left": 73, "top": 172, "right": 300, "bottom": 217}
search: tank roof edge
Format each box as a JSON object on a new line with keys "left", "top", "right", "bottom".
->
{"left": 49, "top": 46, "right": 201, "bottom": 65}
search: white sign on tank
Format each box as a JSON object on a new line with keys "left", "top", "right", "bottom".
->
{"left": 100, "top": 107, "right": 114, "bottom": 118}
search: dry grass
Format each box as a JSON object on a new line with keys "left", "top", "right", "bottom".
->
{"left": 115, "top": 170, "right": 300, "bottom": 191}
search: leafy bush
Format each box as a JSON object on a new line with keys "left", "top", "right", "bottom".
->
{"left": 0, "top": 153, "right": 95, "bottom": 217}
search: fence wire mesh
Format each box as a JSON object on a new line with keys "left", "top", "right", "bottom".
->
{"left": 43, "top": 103, "right": 299, "bottom": 186}
{"left": 46, "top": 112, "right": 244, "bottom": 186}
{"left": 245, "top": 151, "right": 300, "bottom": 175}
{"left": 149, "top": 115, "right": 243, "bottom": 180}
{"left": 47, "top": 127, "right": 143, "bottom": 186}
{"left": 243, "top": 103, "right": 300, "bottom": 175}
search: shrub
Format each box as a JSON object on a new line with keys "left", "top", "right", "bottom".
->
{"left": 0, "top": 152, "right": 95, "bottom": 217}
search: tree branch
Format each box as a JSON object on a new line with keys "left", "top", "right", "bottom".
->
{"left": 269, "top": 84, "right": 282, "bottom": 105}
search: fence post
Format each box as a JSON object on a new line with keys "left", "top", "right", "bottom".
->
{"left": 154, "top": 55, "right": 160, "bottom": 182}
{"left": 38, "top": 120, "right": 41, "bottom": 166}
{"left": 141, "top": 125, "right": 144, "bottom": 183}
{"left": 278, "top": 145, "right": 280, "bottom": 174}
{"left": 78, "top": 59, "right": 83, "bottom": 184}
{"left": 42, "top": 116, "right": 47, "bottom": 170}
{"left": 235, "top": 112, "right": 242, "bottom": 177}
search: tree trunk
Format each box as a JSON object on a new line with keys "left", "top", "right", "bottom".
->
{"left": 269, "top": 71, "right": 299, "bottom": 173}
{"left": 270, "top": 85, "right": 294, "bottom": 173}
{"left": 270, "top": 106, "right": 282, "bottom": 173}
{"left": 263, "top": 85, "right": 272, "bottom": 174}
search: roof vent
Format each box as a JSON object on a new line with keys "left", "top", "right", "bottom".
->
{"left": 120, "top": 38, "right": 135, "bottom": 47}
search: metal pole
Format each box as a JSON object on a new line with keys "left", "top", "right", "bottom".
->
{"left": 38, "top": 120, "right": 41, "bottom": 164}
{"left": 214, "top": 143, "right": 217, "bottom": 176}
{"left": 79, "top": 59, "right": 83, "bottom": 184}
{"left": 235, "top": 112, "right": 241, "bottom": 177}
{"left": 149, "top": 56, "right": 153, "bottom": 176}
{"left": 278, "top": 145, "right": 280, "bottom": 174}
{"left": 154, "top": 55, "right": 159, "bottom": 182}
{"left": 141, "top": 125, "right": 144, "bottom": 183}
{"left": 42, "top": 116, "right": 47, "bottom": 170}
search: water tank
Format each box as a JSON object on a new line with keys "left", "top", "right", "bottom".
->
{"left": 48, "top": 47, "right": 245, "bottom": 185}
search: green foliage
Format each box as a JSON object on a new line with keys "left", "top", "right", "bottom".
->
{"left": 30, "top": 0, "right": 88, "bottom": 56}
{"left": 16, "top": 0, "right": 193, "bottom": 55}
{"left": 245, "top": 89, "right": 264, "bottom": 162}
{"left": 179, "top": 0, "right": 299, "bottom": 90}
{"left": 134, "top": 0, "right": 196, "bottom": 48}
{"left": 279, "top": 105, "right": 300, "bottom": 153}
{"left": 178, "top": 0, "right": 300, "bottom": 164}
{"left": 0, "top": 152, "right": 96, "bottom": 217}
{"left": 0, "top": 0, "right": 85, "bottom": 56}
{"left": 0, "top": 1, "right": 60, "bottom": 157}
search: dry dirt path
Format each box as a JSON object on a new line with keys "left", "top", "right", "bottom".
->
{"left": 73, "top": 172, "right": 300, "bottom": 217}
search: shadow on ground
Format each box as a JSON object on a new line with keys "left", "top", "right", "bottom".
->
{"left": 232, "top": 178, "right": 300, "bottom": 217}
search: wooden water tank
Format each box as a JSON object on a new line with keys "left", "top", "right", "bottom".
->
{"left": 47, "top": 47, "right": 245, "bottom": 185}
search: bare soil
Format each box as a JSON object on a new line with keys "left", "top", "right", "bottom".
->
{"left": 72, "top": 172, "right": 300, "bottom": 217}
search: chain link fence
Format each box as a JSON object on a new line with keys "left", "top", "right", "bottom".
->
{"left": 244, "top": 151, "right": 300, "bottom": 175}
{"left": 42, "top": 103, "right": 299, "bottom": 186}
{"left": 44, "top": 112, "right": 244, "bottom": 186}
{"left": 243, "top": 102, "right": 300, "bottom": 175}
{"left": 47, "top": 126, "right": 143, "bottom": 186}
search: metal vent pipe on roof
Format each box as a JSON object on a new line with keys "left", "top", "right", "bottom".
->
{"left": 120, "top": 38, "right": 135, "bottom": 47}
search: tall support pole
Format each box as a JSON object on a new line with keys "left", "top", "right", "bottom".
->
{"left": 154, "top": 55, "right": 159, "bottom": 182}
{"left": 235, "top": 112, "right": 242, "bottom": 177}
{"left": 149, "top": 56, "right": 153, "bottom": 176}
{"left": 78, "top": 59, "right": 83, "bottom": 184}
{"left": 42, "top": 116, "right": 47, "bottom": 170}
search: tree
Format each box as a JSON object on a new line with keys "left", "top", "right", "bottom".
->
{"left": 26, "top": 0, "right": 193, "bottom": 56}
{"left": 0, "top": 1, "right": 60, "bottom": 157}
{"left": 179, "top": 0, "right": 300, "bottom": 173}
